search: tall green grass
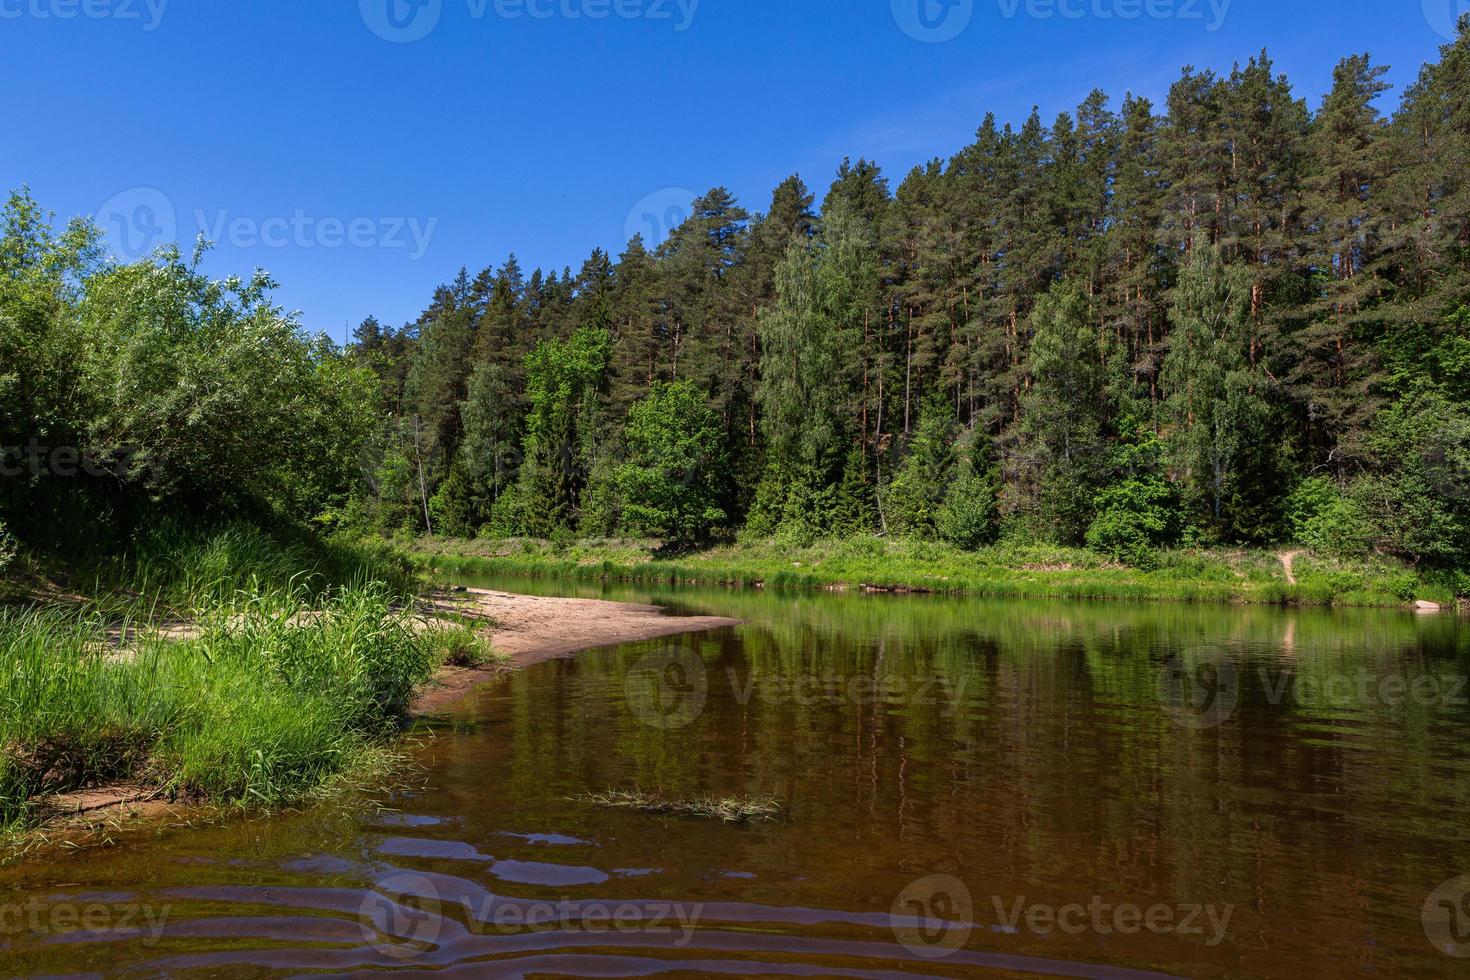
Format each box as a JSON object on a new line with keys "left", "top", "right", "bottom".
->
{"left": 0, "top": 584, "right": 436, "bottom": 829}
{"left": 61, "top": 520, "right": 418, "bottom": 618}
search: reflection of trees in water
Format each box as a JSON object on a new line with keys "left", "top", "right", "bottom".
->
{"left": 482, "top": 589, "right": 1470, "bottom": 972}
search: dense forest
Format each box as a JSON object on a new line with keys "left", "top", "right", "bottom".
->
{"left": 4, "top": 27, "right": 1469, "bottom": 579}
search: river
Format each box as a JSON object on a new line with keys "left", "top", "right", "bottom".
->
{"left": 2, "top": 577, "right": 1468, "bottom": 978}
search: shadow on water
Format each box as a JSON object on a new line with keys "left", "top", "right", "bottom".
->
{"left": 1, "top": 576, "right": 1468, "bottom": 977}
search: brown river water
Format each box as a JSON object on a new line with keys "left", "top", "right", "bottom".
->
{"left": 2, "top": 578, "right": 1469, "bottom": 978}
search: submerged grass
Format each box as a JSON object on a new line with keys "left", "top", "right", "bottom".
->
{"left": 406, "top": 535, "right": 1452, "bottom": 608}
{"left": 577, "top": 790, "right": 781, "bottom": 824}
{"left": 0, "top": 583, "right": 438, "bottom": 831}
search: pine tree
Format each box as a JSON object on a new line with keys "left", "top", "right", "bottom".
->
{"left": 1162, "top": 250, "right": 1284, "bottom": 541}
{"left": 1292, "top": 54, "right": 1393, "bottom": 464}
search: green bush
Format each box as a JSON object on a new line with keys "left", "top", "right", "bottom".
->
{"left": 612, "top": 381, "right": 727, "bottom": 544}
{"left": 1284, "top": 476, "right": 1339, "bottom": 542}
{"left": 886, "top": 398, "right": 958, "bottom": 538}
{"left": 1353, "top": 389, "right": 1470, "bottom": 567}
{"left": 1085, "top": 478, "right": 1179, "bottom": 569}
{"left": 1299, "top": 487, "right": 1374, "bottom": 559}
{"left": 936, "top": 469, "right": 998, "bottom": 550}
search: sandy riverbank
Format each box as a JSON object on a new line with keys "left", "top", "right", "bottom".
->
{"left": 411, "top": 587, "right": 742, "bottom": 713}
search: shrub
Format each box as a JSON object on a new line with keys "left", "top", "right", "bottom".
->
{"left": 1354, "top": 389, "right": 1470, "bottom": 567}
{"left": 936, "top": 469, "right": 998, "bottom": 550}
{"left": 1299, "top": 486, "right": 1374, "bottom": 559}
{"left": 612, "top": 381, "right": 727, "bottom": 544}
{"left": 886, "top": 398, "right": 958, "bottom": 537}
{"left": 1283, "top": 476, "right": 1339, "bottom": 543}
{"left": 1085, "top": 478, "right": 1179, "bottom": 569}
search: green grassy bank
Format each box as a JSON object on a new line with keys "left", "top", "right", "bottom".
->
{"left": 0, "top": 523, "right": 492, "bottom": 836}
{"left": 406, "top": 535, "right": 1464, "bottom": 609}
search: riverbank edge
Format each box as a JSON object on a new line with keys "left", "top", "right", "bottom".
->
{"left": 410, "top": 587, "right": 742, "bottom": 714}
{"left": 403, "top": 538, "right": 1466, "bottom": 611}
{"left": 6, "top": 588, "right": 741, "bottom": 853}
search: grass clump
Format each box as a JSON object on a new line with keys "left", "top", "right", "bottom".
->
{"left": 578, "top": 790, "right": 781, "bottom": 824}
{"left": 0, "top": 584, "right": 436, "bottom": 829}
{"left": 422, "top": 621, "right": 499, "bottom": 668}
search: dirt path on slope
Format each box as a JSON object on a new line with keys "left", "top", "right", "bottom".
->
{"left": 1278, "top": 550, "right": 1305, "bottom": 586}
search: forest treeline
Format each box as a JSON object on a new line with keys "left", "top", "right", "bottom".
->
{"left": 349, "top": 30, "right": 1469, "bottom": 570}
{"left": 3, "top": 28, "right": 1468, "bottom": 577}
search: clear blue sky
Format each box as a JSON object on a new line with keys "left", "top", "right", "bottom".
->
{"left": 1, "top": 0, "right": 1460, "bottom": 342}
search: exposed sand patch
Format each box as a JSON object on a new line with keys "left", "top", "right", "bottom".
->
{"left": 411, "top": 588, "right": 741, "bottom": 713}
